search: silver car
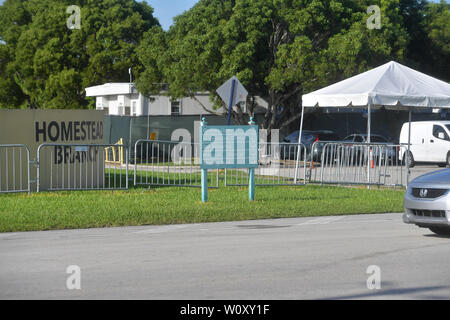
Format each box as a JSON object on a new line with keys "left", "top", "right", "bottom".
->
{"left": 342, "top": 134, "right": 397, "bottom": 161}
{"left": 403, "top": 169, "right": 450, "bottom": 235}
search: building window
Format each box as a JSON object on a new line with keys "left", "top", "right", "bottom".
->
{"left": 171, "top": 101, "right": 181, "bottom": 116}
{"left": 132, "top": 101, "right": 137, "bottom": 116}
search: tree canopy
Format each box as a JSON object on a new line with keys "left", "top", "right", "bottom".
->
{"left": 0, "top": 0, "right": 159, "bottom": 109}
{"left": 1, "top": 0, "right": 448, "bottom": 130}
{"left": 135, "top": 0, "right": 449, "bottom": 130}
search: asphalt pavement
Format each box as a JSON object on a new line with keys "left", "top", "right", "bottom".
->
{"left": 1, "top": 212, "right": 450, "bottom": 300}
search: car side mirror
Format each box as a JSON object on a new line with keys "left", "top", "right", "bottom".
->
{"left": 438, "top": 132, "right": 445, "bottom": 140}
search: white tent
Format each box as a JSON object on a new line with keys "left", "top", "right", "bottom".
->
{"left": 294, "top": 61, "right": 450, "bottom": 184}
{"left": 302, "top": 61, "right": 450, "bottom": 109}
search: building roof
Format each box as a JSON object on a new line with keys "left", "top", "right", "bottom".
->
{"left": 85, "top": 83, "right": 138, "bottom": 97}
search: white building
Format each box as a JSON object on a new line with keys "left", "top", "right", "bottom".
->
{"left": 85, "top": 82, "right": 268, "bottom": 116}
{"left": 85, "top": 83, "right": 141, "bottom": 116}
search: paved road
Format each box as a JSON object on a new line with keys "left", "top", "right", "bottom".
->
{"left": 1, "top": 213, "right": 450, "bottom": 300}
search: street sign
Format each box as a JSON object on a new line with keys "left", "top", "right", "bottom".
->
{"left": 216, "top": 76, "right": 248, "bottom": 125}
{"left": 200, "top": 125, "right": 259, "bottom": 170}
{"left": 199, "top": 117, "right": 258, "bottom": 203}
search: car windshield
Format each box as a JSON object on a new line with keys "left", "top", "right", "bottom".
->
{"left": 301, "top": 133, "right": 316, "bottom": 143}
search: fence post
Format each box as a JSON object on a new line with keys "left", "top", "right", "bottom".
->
{"left": 36, "top": 145, "right": 41, "bottom": 193}
{"left": 248, "top": 117, "right": 256, "bottom": 200}
{"left": 126, "top": 149, "right": 129, "bottom": 190}
{"left": 200, "top": 118, "right": 208, "bottom": 202}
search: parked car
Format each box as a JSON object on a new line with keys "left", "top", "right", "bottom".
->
{"left": 340, "top": 134, "right": 397, "bottom": 163}
{"left": 281, "top": 130, "right": 340, "bottom": 161}
{"left": 342, "top": 133, "right": 392, "bottom": 144}
{"left": 399, "top": 121, "right": 450, "bottom": 168}
{"left": 403, "top": 168, "right": 450, "bottom": 235}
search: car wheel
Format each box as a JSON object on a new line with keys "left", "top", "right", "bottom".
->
{"left": 429, "top": 226, "right": 450, "bottom": 236}
{"left": 403, "top": 151, "right": 415, "bottom": 168}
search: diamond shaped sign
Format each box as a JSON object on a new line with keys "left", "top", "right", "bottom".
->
{"left": 216, "top": 76, "right": 248, "bottom": 107}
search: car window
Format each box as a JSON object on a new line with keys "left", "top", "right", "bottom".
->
{"left": 433, "top": 125, "right": 450, "bottom": 141}
{"left": 446, "top": 125, "right": 450, "bottom": 134}
{"left": 354, "top": 136, "right": 364, "bottom": 142}
{"left": 283, "top": 131, "right": 299, "bottom": 142}
{"left": 301, "top": 133, "right": 316, "bottom": 144}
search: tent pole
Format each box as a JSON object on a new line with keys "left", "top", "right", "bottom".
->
{"left": 294, "top": 104, "right": 305, "bottom": 184}
{"left": 407, "top": 107, "right": 412, "bottom": 187}
{"left": 367, "top": 104, "right": 371, "bottom": 143}
{"left": 367, "top": 103, "right": 372, "bottom": 187}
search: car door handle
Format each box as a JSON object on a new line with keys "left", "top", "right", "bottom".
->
{"left": 430, "top": 140, "right": 434, "bottom": 143}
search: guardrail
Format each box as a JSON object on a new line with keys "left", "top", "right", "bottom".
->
{"left": 0, "top": 144, "right": 31, "bottom": 194}
{"left": 37, "top": 143, "right": 128, "bottom": 192}
{"left": 308, "top": 141, "right": 408, "bottom": 187}
{"left": 134, "top": 139, "right": 219, "bottom": 188}
{"left": 225, "top": 142, "right": 308, "bottom": 187}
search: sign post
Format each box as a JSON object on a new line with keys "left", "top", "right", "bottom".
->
{"left": 200, "top": 117, "right": 258, "bottom": 203}
{"left": 217, "top": 76, "right": 249, "bottom": 186}
{"left": 248, "top": 117, "right": 256, "bottom": 201}
{"left": 200, "top": 118, "right": 208, "bottom": 203}
{"left": 226, "top": 78, "right": 236, "bottom": 125}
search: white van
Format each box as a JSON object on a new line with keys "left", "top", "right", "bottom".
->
{"left": 399, "top": 121, "right": 450, "bottom": 167}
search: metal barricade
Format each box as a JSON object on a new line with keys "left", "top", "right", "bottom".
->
{"left": 0, "top": 144, "right": 31, "bottom": 194}
{"left": 225, "top": 142, "right": 308, "bottom": 186}
{"left": 37, "top": 144, "right": 128, "bottom": 192}
{"left": 134, "top": 140, "right": 219, "bottom": 188}
{"left": 309, "top": 141, "right": 408, "bottom": 187}
{"left": 105, "top": 138, "right": 125, "bottom": 165}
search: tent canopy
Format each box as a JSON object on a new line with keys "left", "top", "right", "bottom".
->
{"left": 294, "top": 61, "right": 450, "bottom": 186}
{"left": 302, "top": 61, "right": 450, "bottom": 109}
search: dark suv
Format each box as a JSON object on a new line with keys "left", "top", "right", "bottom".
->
{"left": 281, "top": 130, "right": 340, "bottom": 161}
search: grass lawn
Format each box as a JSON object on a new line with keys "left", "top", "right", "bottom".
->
{"left": 0, "top": 184, "right": 405, "bottom": 233}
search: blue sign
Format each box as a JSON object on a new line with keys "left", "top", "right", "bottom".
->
{"left": 200, "top": 125, "right": 259, "bottom": 169}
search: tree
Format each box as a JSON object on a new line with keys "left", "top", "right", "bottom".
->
{"left": 421, "top": 0, "right": 449, "bottom": 81}
{"left": 136, "top": 0, "right": 411, "bottom": 132}
{"left": 396, "top": 0, "right": 449, "bottom": 82}
{"left": 0, "top": 0, "right": 159, "bottom": 109}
